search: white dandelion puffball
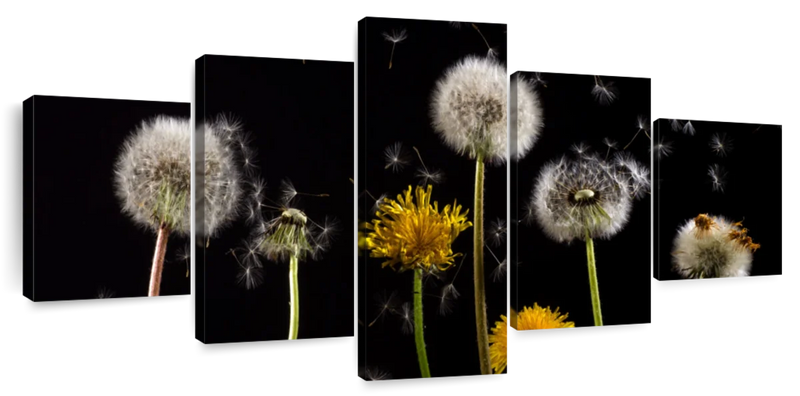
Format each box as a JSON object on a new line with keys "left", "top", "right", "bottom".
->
{"left": 430, "top": 56, "right": 509, "bottom": 164}
{"left": 530, "top": 151, "right": 649, "bottom": 243}
{"left": 672, "top": 214, "right": 758, "bottom": 278}
{"left": 202, "top": 116, "right": 245, "bottom": 238}
{"left": 115, "top": 116, "right": 191, "bottom": 235}
{"left": 511, "top": 75, "right": 544, "bottom": 160}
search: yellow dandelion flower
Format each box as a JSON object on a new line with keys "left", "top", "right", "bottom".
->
{"left": 364, "top": 185, "right": 472, "bottom": 272}
{"left": 489, "top": 303, "right": 575, "bottom": 375}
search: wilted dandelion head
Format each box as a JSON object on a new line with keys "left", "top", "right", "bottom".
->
{"left": 529, "top": 151, "right": 648, "bottom": 243}
{"left": 672, "top": 214, "right": 759, "bottom": 278}
{"left": 364, "top": 185, "right": 472, "bottom": 273}
{"left": 489, "top": 303, "right": 575, "bottom": 375}
{"left": 115, "top": 116, "right": 191, "bottom": 235}
{"left": 257, "top": 208, "right": 313, "bottom": 262}
{"left": 203, "top": 115, "right": 245, "bottom": 237}
{"left": 430, "top": 56, "right": 508, "bottom": 164}
{"left": 511, "top": 76, "right": 544, "bottom": 160}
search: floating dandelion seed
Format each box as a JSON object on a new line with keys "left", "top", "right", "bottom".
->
{"left": 570, "top": 142, "right": 591, "bottom": 157}
{"left": 438, "top": 255, "right": 466, "bottom": 316}
{"left": 384, "top": 142, "right": 410, "bottom": 172}
{"left": 395, "top": 302, "right": 415, "bottom": 335}
{"left": 682, "top": 121, "right": 696, "bottom": 136}
{"left": 489, "top": 303, "right": 575, "bottom": 375}
{"left": 490, "top": 258, "right": 507, "bottom": 283}
{"left": 364, "top": 367, "right": 392, "bottom": 381}
{"left": 488, "top": 218, "right": 507, "bottom": 247}
{"left": 669, "top": 119, "right": 684, "bottom": 132}
{"left": 382, "top": 28, "right": 407, "bottom": 69}
{"left": 412, "top": 147, "right": 445, "bottom": 185}
{"left": 471, "top": 23, "right": 498, "bottom": 58}
{"left": 709, "top": 133, "right": 733, "bottom": 157}
{"left": 672, "top": 214, "right": 759, "bottom": 278}
{"left": 531, "top": 72, "right": 547, "bottom": 88}
{"left": 652, "top": 137, "right": 673, "bottom": 160}
{"left": 447, "top": 18, "right": 472, "bottom": 29}
{"left": 708, "top": 164, "right": 727, "bottom": 193}
{"left": 369, "top": 290, "right": 398, "bottom": 327}
{"left": 624, "top": 116, "right": 651, "bottom": 150}
{"left": 177, "top": 243, "right": 191, "bottom": 277}
{"left": 96, "top": 287, "right": 116, "bottom": 299}
{"left": 115, "top": 116, "right": 192, "bottom": 296}
{"left": 602, "top": 138, "right": 618, "bottom": 160}
{"left": 591, "top": 76, "right": 617, "bottom": 105}
{"left": 511, "top": 74, "right": 544, "bottom": 160}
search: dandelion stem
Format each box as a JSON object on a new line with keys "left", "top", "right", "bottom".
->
{"left": 473, "top": 153, "right": 491, "bottom": 375}
{"left": 413, "top": 269, "right": 431, "bottom": 378}
{"left": 389, "top": 43, "right": 396, "bottom": 69}
{"left": 584, "top": 229, "right": 603, "bottom": 326}
{"left": 288, "top": 254, "right": 300, "bottom": 340}
{"left": 148, "top": 224, "right": 170, "bottom": 296}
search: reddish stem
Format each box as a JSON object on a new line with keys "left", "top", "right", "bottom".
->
{"left": 148, "top": 224, "right": 171, "bottom": 296}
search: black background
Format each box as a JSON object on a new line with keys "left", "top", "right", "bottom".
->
{"left": 26, "top": 96, "right": 190, "bottom": 301}
{"left": 198, "top": 55, "right": 354, "bottom": 343}
{"left": 511, "top": 72, "right": 651, "bottom": 327}
{"left": 358, "top": 17, "right": 507, "bottom": 379}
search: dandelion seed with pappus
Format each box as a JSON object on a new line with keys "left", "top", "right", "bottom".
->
{"left": 364, "top": 185, "right": 471, "bottom": 377}
{"left": 431, "top": 56, "right": 535, "bottom": 375}
{"left": 383, "top": 28, "right": 407, "bottom": 70}
{"left": 529, "top": 149, "right": 649, "bottom": 325}
{"left": 709, "top": 133, "right": 733, "bottom": 157}
{"left": 592, "top": 76, "right": 617, "bottom": 105}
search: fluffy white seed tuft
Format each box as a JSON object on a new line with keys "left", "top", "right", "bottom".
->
{"left": 115, "top": 116, "right": 191, "bottom": 235}
{"left": 430, "top": 56, "right": 509, "bottom": 164}
{"left": 672, "top": 215, "right": 753, "bottom": 278}
{"left": 203, "top": 115, "right": 245, "bottom": 237}
{"left": 511, "top": 75, "right": 544, "bottom": 160}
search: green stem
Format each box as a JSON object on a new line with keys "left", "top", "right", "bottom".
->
{"left": 473, "top": 155, "right": 491, "bottom": 375}
{"left": 288, "top": 254, "right": 300, "bottom": 339}
{"left": 413, "top": 269, "right": 431, "bottom": 378}
{"left": 585, "top": 229, "right": 603, "bottom": 326}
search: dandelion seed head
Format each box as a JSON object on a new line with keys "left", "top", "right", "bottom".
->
{"left": 511, "top": 75, "right": 544, "bottom": 160}
{"left": 531, "top": 150, "right": 648, "bottom": 243}
{"left": 672, "top": 214, "right": 757, "bottom": 278}
{"left": 431, "top": 56, "right": 509, "bottom": 164}
{"left": 115, "top": 116, "right": 192, "bottom": 235}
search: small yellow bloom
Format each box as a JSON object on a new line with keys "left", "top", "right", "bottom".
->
{"left": 364, "top": 185, "right": 472, "bottom": 272}
{"left": 489, "top": 303, "right": 575, "bottom": 375}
